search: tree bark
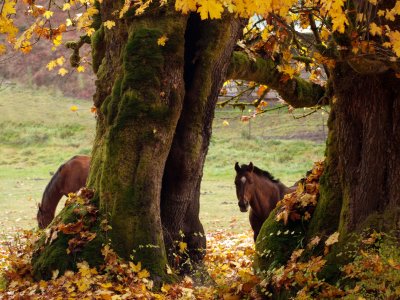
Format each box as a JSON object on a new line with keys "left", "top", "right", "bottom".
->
{"left": 250, "top": 61, "right": 400, "bottom": 286}
{"left": 311, "top": 63, "right": 400, "bottom": 235}
{"left": 32, "top": 3, "right": 244, "bottom": 280}
{"left": 86, "top": 2, "right": 189, "bottom": 279}
{"left": 161, "top": 15, "right": 242, "bottom": 268}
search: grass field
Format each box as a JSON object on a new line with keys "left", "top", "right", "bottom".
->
{"left": 0, "top": 84, "right": 326, "bottom": 236}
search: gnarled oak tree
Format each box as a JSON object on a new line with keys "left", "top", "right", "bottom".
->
{"left": 2, "top": 0, "right": 399, "bottom": 287}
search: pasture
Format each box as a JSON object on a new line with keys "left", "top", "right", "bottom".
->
{"left": 0, "top": 84, "right": 326, "bottom": 236}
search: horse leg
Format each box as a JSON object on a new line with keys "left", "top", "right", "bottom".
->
{"left": 249, "top": 211, "right": 264, "bottom": 241}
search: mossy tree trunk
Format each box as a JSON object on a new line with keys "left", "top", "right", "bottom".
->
{"left": 309, "top": 64, "right": 400, "bottom": 238}
{"left": 87, "top": 1, "right": 189, "bottom": 279}
{"left": 32, "top": 1, "right": 244, "bottom": 280}
{"left": 160, "top": 15, "right": 242, "bottom": 266}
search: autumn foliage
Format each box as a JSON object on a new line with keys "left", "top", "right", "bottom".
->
{"left": 1, "top": 165, "right": 399, "bottom": 299}
{"left": 1, "top": 0, "right": 399, "bottom": 79}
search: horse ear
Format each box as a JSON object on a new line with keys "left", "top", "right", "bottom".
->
{"left": 248, "top": 162, "right": 254, "bottom": 172}
{"left": 235, "top": 162, "right": 240, "bottom": 172}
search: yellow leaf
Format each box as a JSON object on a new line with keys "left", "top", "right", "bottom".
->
{"left": 166, "top": 264, "right": 173, "bottom": 274}
{"left": 2, "top": 0, "right": 16, "bottom": 16}
{"left": 43, "top": 10, "right": 54, "bottom": 19}
{"left": 0, "top": 44, "right": 6, "bottom": 55}
{"left": 157, "top": 35, "right": 168, "bottom": 46}
{"left": 51, "top": 269, "right": 59, "bottom": 280}
{"left": 66, "top": 18, "right": 73, "bottom": 26}
{"left": 62, "top": 3, "right": 71, "bottom": 11}
{"left": 77, "top": 66, "right": 85, "bottom": 73}
{"left": 161, "top": 283, "right": 171, "bottom": 293}
{"left": 138, "top": 269, "right": 150, "bottom": 279}
{"left": 100, "top": 282, "right": 113, "bottom": 289}
{"left": 70, "top": 105, "right": 78, "bottom": 112}
{"left": 130, "top": 261, "right": 142, "bottom": 272}
{"left": 277, "top": 64, "right": 297, "bottom": 78}
{"left": 175, "top": 0, "right": 197, "bottom": 14}
{"left": 377, "top": 10, "right": 385, "bottom": 17}
{"left": 21, "top": 41, "right": 32, "bottom": 54}
{"left": 53, "top": 34, "right": 62, "bottom": 46}
{"left": 197, "top": 0, "right": 224, "bottom": 20}
{"left": 86, "top": 28, "right": 96, "bottom": 36}
{"left": 119, "top": 0, "right": 131, "bottom": 18}
{"left": 56, "top": 56, "right": 65, "bottom": 66}
{"left": 77, "top": 261, "right": 91, "bottom": 277}
{"left": 104, "top": 20, "right": 116, "bottom": 30}
{"left": 369, "top": 23, "right": 382, "bottom": 36}
{"left": 222, "top": 120, "right": 229, "bottom": 126}
{"left": 77, "top": 280, "right": 89, "bottom": 292}
{"left": 389, "top": 31, "right": 400, "bottom": 57}
{"left": 179, "top": 241, "right": 187, "bottom": 253}
{"left": 325, "top": 232, "right": 339, "bottom": 246}
{"left": 385, "top": 9, "right": 396, "bottom": 21}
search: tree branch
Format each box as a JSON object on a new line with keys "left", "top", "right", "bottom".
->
{"left": 226, "top": 51, "right": 328, "bottom": 108}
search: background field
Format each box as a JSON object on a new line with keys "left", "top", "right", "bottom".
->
{"left": 0, "top": 84, "right": 326, "bottom": 237}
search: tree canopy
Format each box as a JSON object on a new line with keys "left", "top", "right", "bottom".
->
{"left": 1, "top": 0, "right": 399, "bottom": 90}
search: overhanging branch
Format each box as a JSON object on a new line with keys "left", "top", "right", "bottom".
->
{"left": 226, "top": 51, "right": 328, "bottom": 108}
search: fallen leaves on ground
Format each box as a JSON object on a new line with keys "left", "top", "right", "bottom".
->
{"left": 0, "top": 229, "right": 262, "bottom": 299}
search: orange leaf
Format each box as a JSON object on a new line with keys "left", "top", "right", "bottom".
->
{"left": 58, "top": 220, "right": 84, "bottom": 234}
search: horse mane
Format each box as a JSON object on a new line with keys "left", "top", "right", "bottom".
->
{"left": 241, "top": 164, "right": 280, "bottom": 183}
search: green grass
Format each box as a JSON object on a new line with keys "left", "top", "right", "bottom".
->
{"left": 0, "top": 84, "right": 326, "bottom": 235}
{"left": 0, "top": 84, "right": 95, "bottom": 233}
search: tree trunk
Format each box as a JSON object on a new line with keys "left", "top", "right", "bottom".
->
{"left": 87, "top": 3, "right": 188, "bottom": 279}
{"left": 310, "top": 63, "right": 400, "bottom": 237}
{"left": 160, "top": 15, "right": 242, "bottom": 269}
{"left": 254, "top": 62, "right": 400, "bottom": 284}
{"left": 31, "top": 2, "right": 244, "bottom": 280}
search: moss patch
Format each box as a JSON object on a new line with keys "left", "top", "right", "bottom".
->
{"left": 254, "top": 208, "right": 306, "bottom": 273}
{"left": 31, "top": 195, "right": 106, "bottom": 281}
{"left": 91, "top": 25, "right": 105, "bottom": 74}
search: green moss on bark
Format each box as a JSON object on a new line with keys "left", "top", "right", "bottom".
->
{"left": 254, "top": 208, "right": 306, "bottom": 273}
{"left": 91, "top": 25, "right": 105, "bottom": 74}
{"left": 307, "top": 109, "right": 342, "bottom": 239}
{"left": 122, "top": 28, "right": 164, "bottom": 94}
{"left": 31, "top": 204, "right": 106, "bottom": 280}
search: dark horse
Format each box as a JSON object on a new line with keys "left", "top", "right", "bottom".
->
{"left": 37, "top": 155, "right": 90, "bottom": 229}
{"left": 234, "top": 162, "right": 296, "bottom": 241}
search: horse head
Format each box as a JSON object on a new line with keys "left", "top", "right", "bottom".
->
{"left": 37, "top": 202, "right": 51, "bottom": 229}
{"left": 234, "top": 162, "right": 255, "bottom": 212}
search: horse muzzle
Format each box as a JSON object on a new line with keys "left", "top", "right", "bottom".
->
{"left": 238, "top": 202, "right": 249, "bottom": 212}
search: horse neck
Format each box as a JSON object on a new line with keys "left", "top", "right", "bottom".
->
{"left": 253, "top": 175, "right": 287, "bottom": 203}
{"left": 276, "top": 181, "right": 290, "bottom": 199}
{"left": 41, "top": 191, "right": 63, "bottom": 219}
{"left": 41, "top": 175, "right": 64, "bottom": 218}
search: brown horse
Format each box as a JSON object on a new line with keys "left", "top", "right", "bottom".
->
{"left": 37, "top": 155, "right": 90, "bottom": 229}
{"left": 234, "top": 162, "right": 296, "bottom": 241}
